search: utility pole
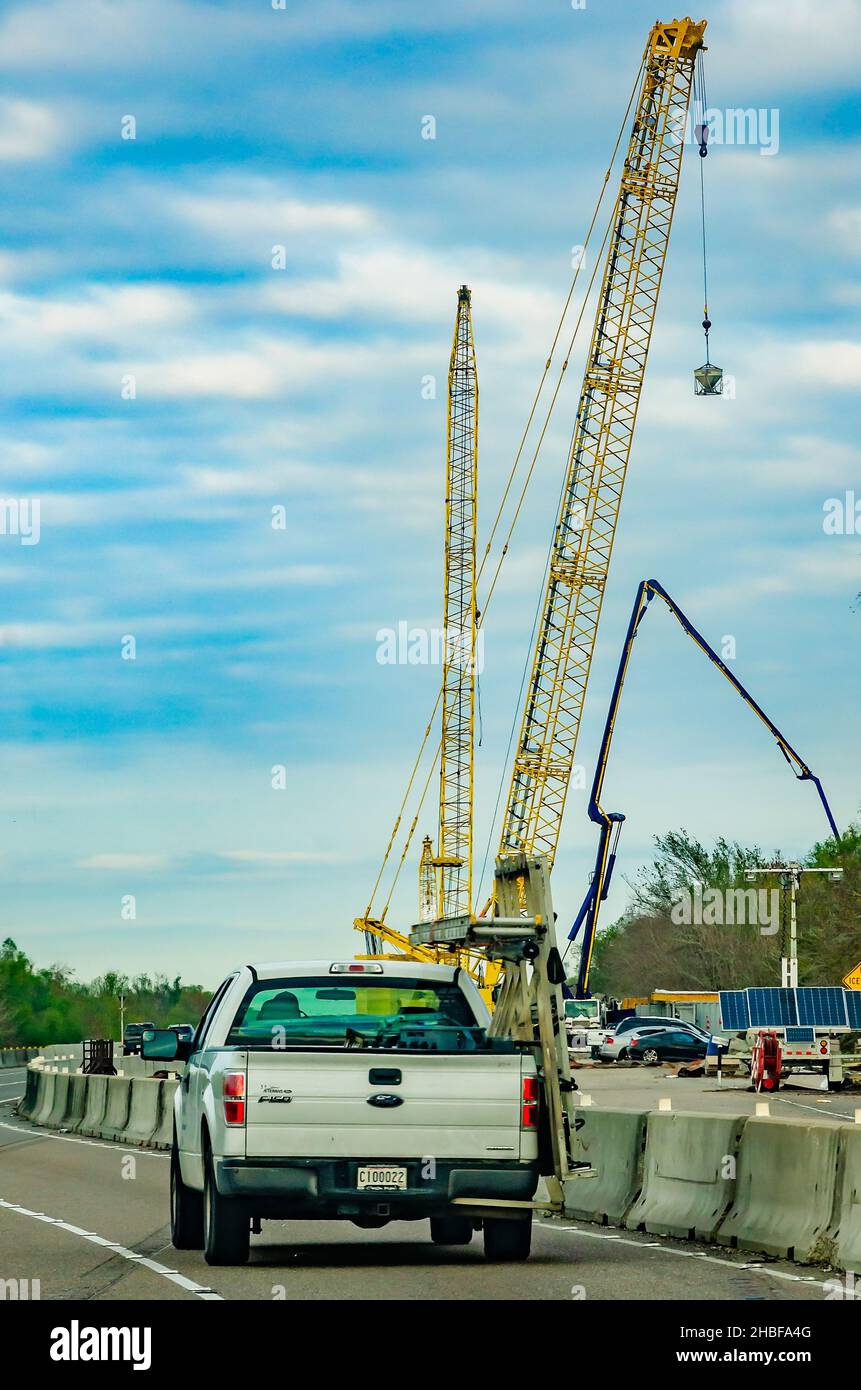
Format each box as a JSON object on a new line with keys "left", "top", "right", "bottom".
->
{"left": 745, "top": 862, "right": 844, "bottom": 987}
{"left": 118, "top": 993, "right": 126, "bottom": 1045}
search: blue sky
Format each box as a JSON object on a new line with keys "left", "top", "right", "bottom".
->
{"left": 0, "top": 0, "right": 858, "bottom": 986}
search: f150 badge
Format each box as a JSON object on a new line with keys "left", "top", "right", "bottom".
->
{"left": 258, "top": 1085, "right": 293, "bottom": 1104}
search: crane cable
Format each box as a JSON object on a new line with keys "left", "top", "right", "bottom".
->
{"left": 362, "top": 56, "right": 646, "bottom": 923}
{"left": 694, "top": 49, "right": 713, "bottom": 362}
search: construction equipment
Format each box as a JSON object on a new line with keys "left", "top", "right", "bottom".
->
{"left": 413, "top": 851, "right": 581, "bottom": 1208}
{"left": 425, "top": 285, "right": 479, "bottom": 922}
{"left": 357, "top": 288, "right": 492, "bottom": 992}
{"left": 500, "top": 17, "right": 707, "bottom": 870}
{"left": 361, "top": 19, "right": 708, "bottom": 1104}
{"left": 568, "top": 578, "right": 841, "bottom": 998}
{"left": 691, "top": 44, "right": 723, "bottom": 395}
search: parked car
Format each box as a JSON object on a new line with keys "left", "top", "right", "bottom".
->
{"left": 628, "top": 1028, "right": 729, "bottom": 1066}
{"left": 123, "top": 1021, "right": 156, "bottom": 1057}
{"left": 598, "top": 1025, "right": 675, "bottom": 1062}
{"left": 596, "top": 1015, "right": 715, "bottom": 1061}
{"left": 142, "top": 959, "right": 541, "bottom": 1266}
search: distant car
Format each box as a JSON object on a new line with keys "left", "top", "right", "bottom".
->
{"left": 597, "top": 1016, "right": 717, "bottom": 1062}
{"left": 123, "top": 1021, "right": 156, "bottom": 1057}
{"left": 628, "top": 1028, "right": 730, "bottom": 1067}
{"left": 599, "top": 1024, "right": 674, "bottom": 1062}
{"left": 168, "top": 1023, "right": 195, "bottom": 1043}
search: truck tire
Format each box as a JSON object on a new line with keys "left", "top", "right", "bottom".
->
{"left": 170, "top": 1140, "right": 204, "bottom": 1250}
{"left": 203, "top": 1147, "right": 249, "bottom": 1266}
{"left": 483, "top": 1216, "right": 532, "bottom": 1262}
{"left": 430, "top": 1215, "right": 473, "bottom": 1246}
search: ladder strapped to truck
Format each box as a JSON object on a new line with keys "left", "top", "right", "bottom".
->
{"left": 410, "top": 852, "right": 587, "bottom": 1208}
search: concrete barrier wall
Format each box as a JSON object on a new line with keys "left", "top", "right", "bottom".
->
{"left": 716, "top": 1117, "right": 840, "bottom": 1262}
{"left": 80, "top": 1074, "right": 109, "bottom": 1137}
{"left": 0, "top": 1047, "right": 40, "bottom": 1067}
{"left": 16, "top": 1063, "right": 174, "bottom": 1151}
{"left": 62, "top": 1074, "right": 88, "bottom": 1131}
{"left": 124, "top": 1077, "right": 162, "bottom": 1145}
{"left": 625, "top": 1111, "right": 746, "bottom": 1242}
{"left": 830, "top": 1127, "right": 861, "bottom": 1275}
{"left": 17, "top": 1064, "right": 41, "bottom": 1118}
{"left": 100, "top": 1076, "right": 133, "bottom": 1141}
{"left": 153, "top": 1081, "right": 177, "bottom": 1148}
{"left": 45, "top": 1072, "right": 71, "bottom": 1128}
{"left": 565, "top": 1106, "right": 647, "bottom": 1225}
{"left": 31, "top": 1069, "right": 57, "bottom": 1127}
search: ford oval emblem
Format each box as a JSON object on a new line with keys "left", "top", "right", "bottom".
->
{"left": 367, "top": 1093, "right": 403, "bottom": 1108}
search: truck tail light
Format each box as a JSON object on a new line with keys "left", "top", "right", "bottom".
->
{"left": 522, "top": 1074, "right": 539, "bottom": 1129}
{"left": 223, "top": 1071, "right": 245, "bottom": 1125}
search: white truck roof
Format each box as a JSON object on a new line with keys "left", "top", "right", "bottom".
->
{"left": 247, "top": 960, "right": 462, "bottom": 984}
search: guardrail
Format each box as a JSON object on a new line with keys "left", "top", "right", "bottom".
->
{"left": 566, "top": 1102, "right": 861, "bottom": 1275}
{"left": 15, "top": 1061, "right": 177, "bottom": 1151}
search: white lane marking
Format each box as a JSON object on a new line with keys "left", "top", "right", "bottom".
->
{"left": 0, "top": 1097, "right": 23, "bottom": 1104}
{"left": 0, "top": 1080, "right": 26, "bottom": 1088}
{"left": 538, "top": 1222, "right": 861, "bottom": 1297}
{"left": 0, "top": 1196, "right": 222, "bottom": 1300}
{"left": 0, "top": 1118, "right": 167, "bottom": 1156}
{"left": 772, "top": 1095, "right": 855, "bottom": 1122}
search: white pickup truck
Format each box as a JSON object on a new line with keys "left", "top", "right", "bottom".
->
{"left": 142, "top": 959, "right": 540, "bottom": 1266}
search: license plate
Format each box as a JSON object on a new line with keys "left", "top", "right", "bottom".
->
{"left": 357, "top": 1165, "right": 408, "bottom": 1190}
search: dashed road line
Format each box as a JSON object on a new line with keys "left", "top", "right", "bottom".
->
{"left": 540, "top": 1222, "right": 860, "bottom": 1297}
{"left": 0, "top": 1196, "right": 222, "bottom": 1299}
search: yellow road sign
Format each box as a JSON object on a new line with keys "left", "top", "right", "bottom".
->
{"left": 843, "top": 962, "right": 861, "bottom": 991}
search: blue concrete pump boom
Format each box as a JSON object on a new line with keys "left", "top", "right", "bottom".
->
{"left": 569, "top": 578, "right": 841, "bottom": 999}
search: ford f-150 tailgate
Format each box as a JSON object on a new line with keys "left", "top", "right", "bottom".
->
{"left": 242, "top": 1049, "right": 536, "bottom": 1161}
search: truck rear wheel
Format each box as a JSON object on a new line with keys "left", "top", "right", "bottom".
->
{"left": 483, "top": 1216, "right": 532, "bottom": 1262}
{"left": 430, "top": 1215, "right": 473, "bottom": 1246}
{"left": 170, "top": 1140, "right": 204, "bottom": 1250}
{"left": 203, "top": 1148, "right": 249, "bottom": 1266}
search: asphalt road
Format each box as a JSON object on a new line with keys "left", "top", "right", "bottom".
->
{"left": 572, "top": 1062, "right": 861, "bottom": 1125}
{"left": 0, "top": 1102, "right": 848, "bottom": 1303}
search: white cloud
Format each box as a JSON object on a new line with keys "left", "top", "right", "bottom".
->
{"left": 218, "top": 850, "right": 344, "bottom": 865}
{"left": 0, "top": 98, "right": 62, "bottom": 160}
{"left": 794, "top": 340, "right": 861, "bottom": 389}
{"left": 0, "top": 284, "right": 195, "bottom": 342}
{"left": 720, "top": 0, "right": 861, "bottom": 89}
{"left": 171, "top": 184, "right": 375, "bottom": 245}
{"left": 77, "top": 853, "right": 168, "bottom": 871}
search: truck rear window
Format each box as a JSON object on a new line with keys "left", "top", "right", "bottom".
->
{"left": 224, "top": 976, "right": 491, "bottom": 1051}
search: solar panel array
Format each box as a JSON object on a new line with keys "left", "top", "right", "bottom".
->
{"left": 748, "top": 987, "right": 797, "bottom": 1027}
{"left": 785, "top": 1027, "right": 815, "bottom": 1044}
{"left": 719, "top": 986, "right": 859, "bottom": 1031}
{"left": 796, "top": 987, "right": 848, "bottom": 1028}
{"left": 718, "top": 991, "right": 750, "bottom": 1031}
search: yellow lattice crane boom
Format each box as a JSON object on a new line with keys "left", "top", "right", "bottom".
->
{"left": 434, "top": 285, "right": 479, "bottom": 919}
{"left": 499, "top": 17, "right": 706, "bottom": 868}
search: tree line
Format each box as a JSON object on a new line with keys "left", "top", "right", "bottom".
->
{"left": 0, "top": 939, "right": 210, "bottom": 1046}
{"left": 589, "top": 820, "right": 861, "bottom": 997}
